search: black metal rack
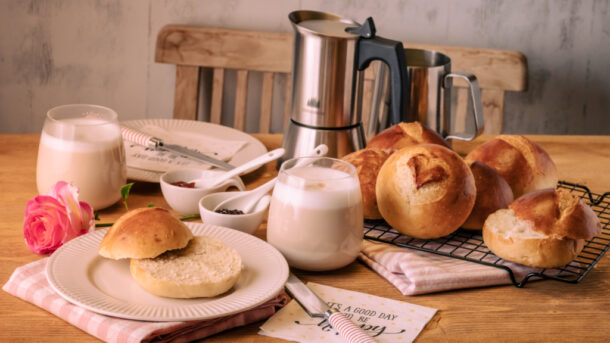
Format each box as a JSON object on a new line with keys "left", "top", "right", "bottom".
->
{"left": 363, "top": 181, "right": 610, "bottom": 287}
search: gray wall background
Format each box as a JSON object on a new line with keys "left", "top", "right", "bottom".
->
{"left": 1, "top": 0, "right": 609, "bottom": 134}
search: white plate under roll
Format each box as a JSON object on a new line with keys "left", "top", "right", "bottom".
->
{"left": 46, "top": 222, "right": 289, "bottom": 322}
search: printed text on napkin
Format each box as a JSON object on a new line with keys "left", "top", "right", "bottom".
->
{"left": 259, "top": 282, "right": 437, "bottom": 343}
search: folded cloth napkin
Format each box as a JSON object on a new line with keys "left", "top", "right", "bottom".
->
{"left": 3, "top": 258, "right": 287, "bottom": 343}
{"left": 125, "top": 124, "right": 248, "bottom": 173}
{"left": 359, "top": 240, "right": 549, "bottom": 295}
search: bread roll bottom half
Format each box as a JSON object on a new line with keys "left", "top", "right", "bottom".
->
{"left": 130, "top": 236, "right": 242, "bottom": 298}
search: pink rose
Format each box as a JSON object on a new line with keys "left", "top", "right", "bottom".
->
{"left": 23, "top": 181, "right": 95, "bottom": 254}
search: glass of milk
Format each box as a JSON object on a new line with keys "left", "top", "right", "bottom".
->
{"left": 267, "top": 157, "right": 363, "bottom": 271}
{"left": 36, "top": 104, "right": 127, "bottom": 210}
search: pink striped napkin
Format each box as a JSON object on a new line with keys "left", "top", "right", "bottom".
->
{"left": 3, "top": 258, "right": 287, "bottom": 343}
{"left": 359, "top": 240, "right": 546, "bottom": 295}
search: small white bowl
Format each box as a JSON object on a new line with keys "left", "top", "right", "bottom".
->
{"left": 160, "top": 169, "right": 245, "bottom": 215}
{"left": 199, "top": 192, "right": 271, "bottom": 235}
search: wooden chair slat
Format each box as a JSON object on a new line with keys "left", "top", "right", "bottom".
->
{"left": 233, "top": 70, "right": 248, "bottom": 131}
{"left": 210, "top": 67, "right": 224, "bottom": 125}
{"left": 173, "top": 65, "right": 199, "bottom": 120}
{"left": 259, "top": 72, "right": 274, "bottom": 133}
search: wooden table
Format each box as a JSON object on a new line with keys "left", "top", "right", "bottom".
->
{"left": 1, "top": 133, "right": 609, "bottom": 342}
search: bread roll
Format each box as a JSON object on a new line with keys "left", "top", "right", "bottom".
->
{"left": 465, "top": 135, "right": 558, "bottom": 198}
{"left": 98, "top": 207, "right": 193, "bottom": 259}
{"left": 341, "top": 148, "right": 391, "bottom": 219}
{"left": 130, "top": 236, "right": 242, "bottom": 298}
{"left": 462, "top": 161, "right": 514, "bottom": 230}
{"left": 376, "top": 144, "right": 476, "bottom": 239}
{"left": 483, "top": 188, "right": 602, "bottom": 268}
{"left": 367, "top": 122, "right": 449, "bottom": 152}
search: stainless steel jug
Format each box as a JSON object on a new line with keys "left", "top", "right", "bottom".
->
{"left": 368, "top": 48, "right": 484, "bottom": 141}
{"left": 280, "top": 10, "right": 410, "bottom": 163}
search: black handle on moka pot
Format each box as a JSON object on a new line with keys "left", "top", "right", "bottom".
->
{"left": 348, "top": 18, "right": 411, "bottom": 124}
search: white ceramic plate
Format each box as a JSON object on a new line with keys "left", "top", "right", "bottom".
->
{"left": 122, "top": 119, "right": 267, "bottom": 183}
{"left": 46, "top": 222, "right": 289, "bottom": 322}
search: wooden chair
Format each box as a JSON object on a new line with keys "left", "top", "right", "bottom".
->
{"left": 155, "top": 24, "right": 527, "bottom": 134}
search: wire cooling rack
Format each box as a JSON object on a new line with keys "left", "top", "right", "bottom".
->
{"left": 363, "top": 181, "right": 610, "bottom": 287}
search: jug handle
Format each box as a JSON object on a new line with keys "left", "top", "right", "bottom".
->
{"left": 353, "top": 33, "right": 411, "bottom": 125}
{"left": 443, "top": 72, "right": 485, "bottom": 141}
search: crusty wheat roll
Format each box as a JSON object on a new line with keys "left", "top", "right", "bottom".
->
{"left": 367, "top": 121, "right": 449, "bottom": 152}
{"left": 341, "top": 148, "right": 391, "bottom": 219}
{"left": 376, "top": 144, "right": 476, "bottom": 239}
{"left": 462, "top": 161, "right": 514, "bottom": 230}
{"left": 483, "top": 188, "right": 602, "bottom": 268}
{"left": 130, "top": 236, "right": 242, "bottom": 298}
{"left": 465, "top": 135, "right": 558, "bottom": 198}
{"left": 99, "top": 207, "right": 193, "bottom": 259}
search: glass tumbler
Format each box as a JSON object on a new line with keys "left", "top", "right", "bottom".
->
{"left": 36, "top": 104, "right": 127, "bottom": 210}
{"left": 267, "top": 157, "right": 363, "bottom": 271}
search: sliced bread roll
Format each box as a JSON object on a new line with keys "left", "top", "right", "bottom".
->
{"left": 376, "top": 144, "right": 476, "bottom": 239}
{"left": 130, "top": 236, "right": 242, "bottom": 298}
{"left": 465, "top": 135, "right": 558, "bottom": 198}
{"left": 341, "top": 148, "right": 391, "bottom": 219}
{"left": 483, "top": 188, "right": 602, "bottom": 268}
{"left": 99, "top": 207, "right": 193, "bottom": 259}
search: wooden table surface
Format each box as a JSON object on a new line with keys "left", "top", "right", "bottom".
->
{"left": 1, "top": 133, "right": 609, "bottom": 342}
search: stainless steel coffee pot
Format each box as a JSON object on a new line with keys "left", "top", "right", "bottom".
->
{"left": 280, "top": 10, "right": 410, "bottom": 163}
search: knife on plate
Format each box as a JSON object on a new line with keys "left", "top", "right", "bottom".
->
{"left": 285, "top": 273, "right": 377, "bottom": 343}
{"left": 121, "top": 126, "right": 235, "bottom": 170}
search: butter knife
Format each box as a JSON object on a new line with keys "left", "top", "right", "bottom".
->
{"left": 121, "top": 126, "right": 235, "bottom": 170}
{"left": 285, "top": 273, "right": 377, "bottom": 343}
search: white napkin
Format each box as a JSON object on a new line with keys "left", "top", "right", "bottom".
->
{"left": 259, "top": 282, "right": 437, "bottom": 343}
{"left": 125, "top": 125, "right": 247, "bottom": 172}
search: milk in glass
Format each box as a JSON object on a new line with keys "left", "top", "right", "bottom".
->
{"left": 36, "top": 106, "right": 126, "bottom": 209}
{"left": 267, "top": 161, "right": 363, "bottom": 271}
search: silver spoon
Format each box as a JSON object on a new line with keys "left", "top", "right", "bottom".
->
{"left": 191, "top": 148, "right": 284, "bottom": 189}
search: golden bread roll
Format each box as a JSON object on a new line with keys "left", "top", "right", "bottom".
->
{"left": 130, "top": 236, "right": 242, "bottom": 298}
{"left": 341, "top": 148, "right": 391, "bottom": 219}
{"left": 465, "top": 135, "right": 558, "bottom": 198}
{"left": 367, "top": 121, "right": 449, "bottom": 152}
{"left": 98, "top": 207, "right": 193, "bottom": 259}
{"left": 376, "top": 144, "right": 476, "bottom": 239}
{"left": 483, "top": 188, "right": 602, "bottom": 268}
{"left": 462, "top": 161, "right": 514, "bottom": 230}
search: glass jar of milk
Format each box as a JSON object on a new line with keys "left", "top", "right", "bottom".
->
{"left": 267, "top": 157, "right": 363, "bottom": 271}
{"left": 36, "top": 104, "right": 127, "bottom": 210}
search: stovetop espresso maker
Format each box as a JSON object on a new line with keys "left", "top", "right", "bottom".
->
{"left": 280, "top": 10, "right": 411, "bottom": 163}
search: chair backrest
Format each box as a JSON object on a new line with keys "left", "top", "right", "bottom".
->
{"left": 155, "top": 24, "right": 527, "bottom": 134}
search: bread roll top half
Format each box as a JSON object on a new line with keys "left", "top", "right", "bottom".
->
{"left": 341, "top": 148, "right": 391, "bottom": 219}
{"left": 367, "top": 122, "right": 449, "bottom": 152}
{"left": 465, "top": 135, "right": 558, "bottom": 197}
{"left": 509, "top": 188, "right": 601, "bottom": 240}
{"left": 376, "top": 144, "right": 475, "bottom": 239}
{"left": 98, "top": 207, "right": 193, "bottom": 259}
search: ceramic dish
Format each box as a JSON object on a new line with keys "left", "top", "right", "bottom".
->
{"left": 46, "top": 222, "right": 289, "bottom": 322}
{"left": 122, "top": 119, "right": 267, "bottom": 183}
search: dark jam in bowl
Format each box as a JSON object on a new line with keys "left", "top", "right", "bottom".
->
{"left": 171, "top": 181, "right": 196, "bottom": 188}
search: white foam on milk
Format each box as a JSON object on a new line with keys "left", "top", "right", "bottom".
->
{"left": 40, "top": 118, "right": 122, "bottom": 152}
{"left": 272, "top": 166, "right": 361, "bottom": 209}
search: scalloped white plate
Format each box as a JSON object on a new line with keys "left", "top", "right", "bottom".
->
{"left": 122, "top": 119, "right": 267, "bottom": 183}
{"left": 46, "top": 222, "right": 289, "bottom": 321}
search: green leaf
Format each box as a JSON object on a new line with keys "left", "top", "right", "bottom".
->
{"left": 120, "top": 183, "right": 135, "bottom": 210}
{"left": 147, "top": 202, "right": 155, "bottom": 207}
{"left": 179, "top": 214, "right": 201, "bottom": 221}
{"left": 94, "top": 210, "right": 100, "bottom": 221}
